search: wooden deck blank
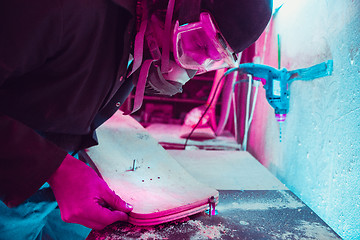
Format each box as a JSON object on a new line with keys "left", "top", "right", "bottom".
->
{"left": 85, "top": 111, "right": 219, "bottom": 226}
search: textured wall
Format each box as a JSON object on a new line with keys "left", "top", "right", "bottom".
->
{"left": 247, "top": 0, "right": 360, "bottom": 239}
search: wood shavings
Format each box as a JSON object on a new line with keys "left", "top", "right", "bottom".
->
{"left": 87, "top": 216, "right": 232, "bottom": 240}
{"left": 186, "top": 220, "right": 229, "bottom": 239}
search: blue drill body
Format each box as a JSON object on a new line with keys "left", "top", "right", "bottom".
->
{"left": 232, "top": 60, "right": 333, "bottom": 116}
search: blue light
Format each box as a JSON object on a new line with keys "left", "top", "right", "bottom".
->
{"left": 273, "top": 0, "right": 285, "bottom": 14}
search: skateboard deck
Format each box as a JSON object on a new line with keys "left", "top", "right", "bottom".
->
{"left": 84, "top": 110, "right": 219, "bottom": 226}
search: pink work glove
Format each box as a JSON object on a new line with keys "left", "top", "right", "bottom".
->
{"left": 48, "top": 154, "right": 133, "bottom": 230}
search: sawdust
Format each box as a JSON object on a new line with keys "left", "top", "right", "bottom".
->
{"left": 88, "top": 216, "right": 231, "bottom": 240}
{"left": 295, "top": 220, "right": 339, "bottom": 239}
{"left": 186, "top": 220, "right": 229, "bottom": 239}
{"left": 138, "top": 230, "right": 163, "bottom": 240}
{"left": 217, "top": 191, "right": 305, "bottom": 212}
{"left": 267, "top": 220, "right": 339, "bottom": 240}
{"left": 135, "top": 219, "right": 230, "bottom": 240}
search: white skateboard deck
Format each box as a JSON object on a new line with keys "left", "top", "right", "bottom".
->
{"left": 84, "top": 111, "right": 219, "bottom": 226}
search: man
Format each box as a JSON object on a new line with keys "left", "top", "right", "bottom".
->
{"left": 0, "top": 0, "right": 272, "bottom": 238}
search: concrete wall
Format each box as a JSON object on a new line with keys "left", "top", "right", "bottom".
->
{"left": 247, "top": 0, "right": 360, "bottom": 239}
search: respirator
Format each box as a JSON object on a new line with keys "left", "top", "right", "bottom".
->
{"left": 127, "top": 0, "right": 237, "bottom": 113}
{"left": 141, "top": 13, "right": 198, "bottom": 96}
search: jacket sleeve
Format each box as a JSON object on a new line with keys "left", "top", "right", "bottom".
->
{"left": 0, "top": 1, "right": 67, "bottom": 206}
{"left": 0, "top": 115, "right": 67, "bottom": 207}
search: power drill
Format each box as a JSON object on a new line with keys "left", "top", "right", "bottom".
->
{"left": 231, "top": 60, "right": 333, "bottom": 141}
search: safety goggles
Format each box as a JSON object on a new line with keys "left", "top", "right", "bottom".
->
{"left": 173, "top": 12, "right": 238, "bottom": 74}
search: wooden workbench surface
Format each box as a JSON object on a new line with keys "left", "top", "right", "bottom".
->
{"left": 168, "top": 150, "right": 287, "bottom": 191}
{"left": 87, "top": 190, "right": 341, "bottom": 240}
{"left": 86, "top": 149, "right": 341, "bottom": 239}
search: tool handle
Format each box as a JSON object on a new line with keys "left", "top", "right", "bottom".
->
{"left": 288, "top": 60, "right": 333, "bottom": 84}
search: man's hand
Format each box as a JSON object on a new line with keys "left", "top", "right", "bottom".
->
{"left": 47, "top": 154, "right": 133, "bottom": 230}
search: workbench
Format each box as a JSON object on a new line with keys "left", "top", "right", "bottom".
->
{"left": 86, "top": 149, "right": 341, "bottom": 239}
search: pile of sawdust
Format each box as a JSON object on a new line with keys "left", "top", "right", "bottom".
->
{"left": 186, "top": 220, "right": 229, "bottom": 239}
{"left": 89, "top": 217, "right": 231, "bottom": 240}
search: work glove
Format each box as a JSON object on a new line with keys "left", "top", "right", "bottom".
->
{"left": 47, "top": 154, "right": 133, "bottom": 230}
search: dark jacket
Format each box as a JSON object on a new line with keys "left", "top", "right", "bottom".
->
{"left": 0, "top": 0, "right": 136, "bottom": 206}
